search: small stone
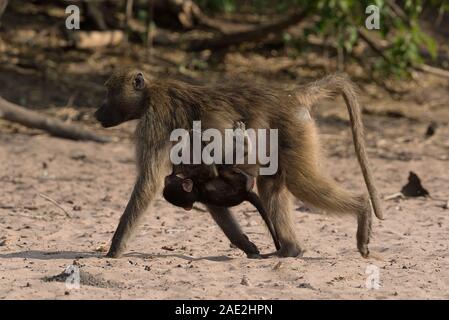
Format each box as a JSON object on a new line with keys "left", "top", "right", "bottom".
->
{"left": 241, "top": 276, "right": 250, "bottom": 286}
{"left": 95, "top": 244, "right": 108, "bottom": 253}
{"left": 272, "top": 262, "right": 282, "bottom": 270}
{"left": 443, "top": 200, "right": 449, "bottom": 210}
{"left": 297, "top": 283, "right": 315, "bottom": 290}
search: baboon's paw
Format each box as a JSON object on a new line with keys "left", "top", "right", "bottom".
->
{"left": 358, "top": 244, "right": 370, "bottom": 258}
{"left": 262, "top": 245, "right": 304, "bottom": 258}
{"left": 105, "top": 249, "right": 123, "bottom": 259}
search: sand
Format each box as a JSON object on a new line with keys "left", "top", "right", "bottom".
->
{"left": 1, "top": 120, "right": 448, "bottom": 299}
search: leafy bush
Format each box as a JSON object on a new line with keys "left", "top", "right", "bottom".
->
{"left": 194, "top": 0, "right": 447, "bottom": 77}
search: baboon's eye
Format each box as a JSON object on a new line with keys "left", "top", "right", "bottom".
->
{"left": 133, "top": 72, "right": 145, "bottom": 90}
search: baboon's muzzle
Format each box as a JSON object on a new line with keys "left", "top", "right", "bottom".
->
{"left": 94, "top": 103, "right": 120, "bottom": 128}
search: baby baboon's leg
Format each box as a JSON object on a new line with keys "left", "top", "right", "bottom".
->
{"left": 206, "top": 205, "right": 261, "bottom": 258}
{"left": 284, "top": 123, "right": 372, "bottom": 257}
{"left": 257, "top": 174, "right": 303, "bottom": 257}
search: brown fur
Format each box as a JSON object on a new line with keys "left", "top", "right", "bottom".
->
{"left": 95, "top": 69, "right": 382, "bottom": 258}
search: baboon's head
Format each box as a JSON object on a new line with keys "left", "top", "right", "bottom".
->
{"left": 95, "top": 69, "right": 148, "bottom": 128}
{"left": 162, "top": 174, "right": 198, "bottom": 211}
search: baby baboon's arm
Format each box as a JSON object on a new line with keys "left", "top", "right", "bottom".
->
{"left": 207, "top": 204, "right": 261, "bottom": 258}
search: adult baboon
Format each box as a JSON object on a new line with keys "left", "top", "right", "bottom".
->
{"left": 94, "top": 70, "right": 382, "bottom": 258}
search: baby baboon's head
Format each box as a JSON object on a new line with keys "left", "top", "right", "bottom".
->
{"left": 162, "top": 174, "right": 198, "bottom": 211}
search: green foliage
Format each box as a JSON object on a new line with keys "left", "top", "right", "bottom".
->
{"left": 194, "top": 0, "right": 448, "bottom": 78}
{"left": 195, "top": 0, "right": 236, "bottom": 13}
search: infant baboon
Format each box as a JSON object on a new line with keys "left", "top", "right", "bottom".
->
{"left": 95, "top": 69, "right": 383, "bottom": 259}
{"left": 163, "top": 166, "right": 281, "bottom": 252}
{"left": 163, "top": 121, "right": 280, "bottom": 252}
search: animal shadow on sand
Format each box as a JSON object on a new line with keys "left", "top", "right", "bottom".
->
{"left": 0, "top": 250, "right": 331, "bottom": 262}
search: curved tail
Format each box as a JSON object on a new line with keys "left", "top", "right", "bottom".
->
{"left": 295, "top": 74, "right": 384, "bottom": 220}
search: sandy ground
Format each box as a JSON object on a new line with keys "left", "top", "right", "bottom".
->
{"left": 0, "top": 0, "right": 448, "bottom": 301}
{"left": 1, "top": 108, "right": 448, "bottom": 299}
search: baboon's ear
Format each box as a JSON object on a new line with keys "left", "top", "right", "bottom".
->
{"left": 133, "top": 72, "right": 145, "bottom": 90}
{"left": 182, "top": 179, "right": 194, "bottom": 193}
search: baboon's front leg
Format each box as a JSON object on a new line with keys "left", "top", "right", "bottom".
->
{"left": 207, "top": 205, "right": 261, "bottom": 258}
{"left": 107, "top": 176, "right": 153, "bottom": 258}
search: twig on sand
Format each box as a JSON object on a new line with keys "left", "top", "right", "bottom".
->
{"left": 38, "top": 193, "right": 72, "bottom": 218}
{"left": 384, "top": 192, "right": 405, "bottom": 201}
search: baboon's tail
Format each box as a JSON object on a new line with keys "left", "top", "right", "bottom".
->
{"left": 295, "top": 74, "right": 384, "bottom": 220}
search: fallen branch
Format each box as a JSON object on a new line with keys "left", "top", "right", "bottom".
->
{"left": 0, "top": 96, "right": 111, "bottom": 143}
{"left": 69, "top": 30, "right": 125, "bottom": 49}
{"left": 187, "top": 8, "right": 310, "bottom": 51}
{"left": 415, "top": 64, "right": 449, "bottom": 79}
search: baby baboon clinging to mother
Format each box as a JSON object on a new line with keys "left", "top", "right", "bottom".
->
{"left": 163, "top": 165, "right": 281, "bottom": 254}
{"left": 163, "top": 121, "right": 281, "bottom": 254}
{"left": 94, "top": 69, "right": 383, "bottom": 259}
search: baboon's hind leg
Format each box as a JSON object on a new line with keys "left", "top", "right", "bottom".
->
{"left": 257, "top": 175, "right": 303, "bottom": 257}
{"left": 285, "top": 163, "right": 372, "bottom": 257}
{"left": 282, "top": 119, "right": 372, "bottom": 257}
